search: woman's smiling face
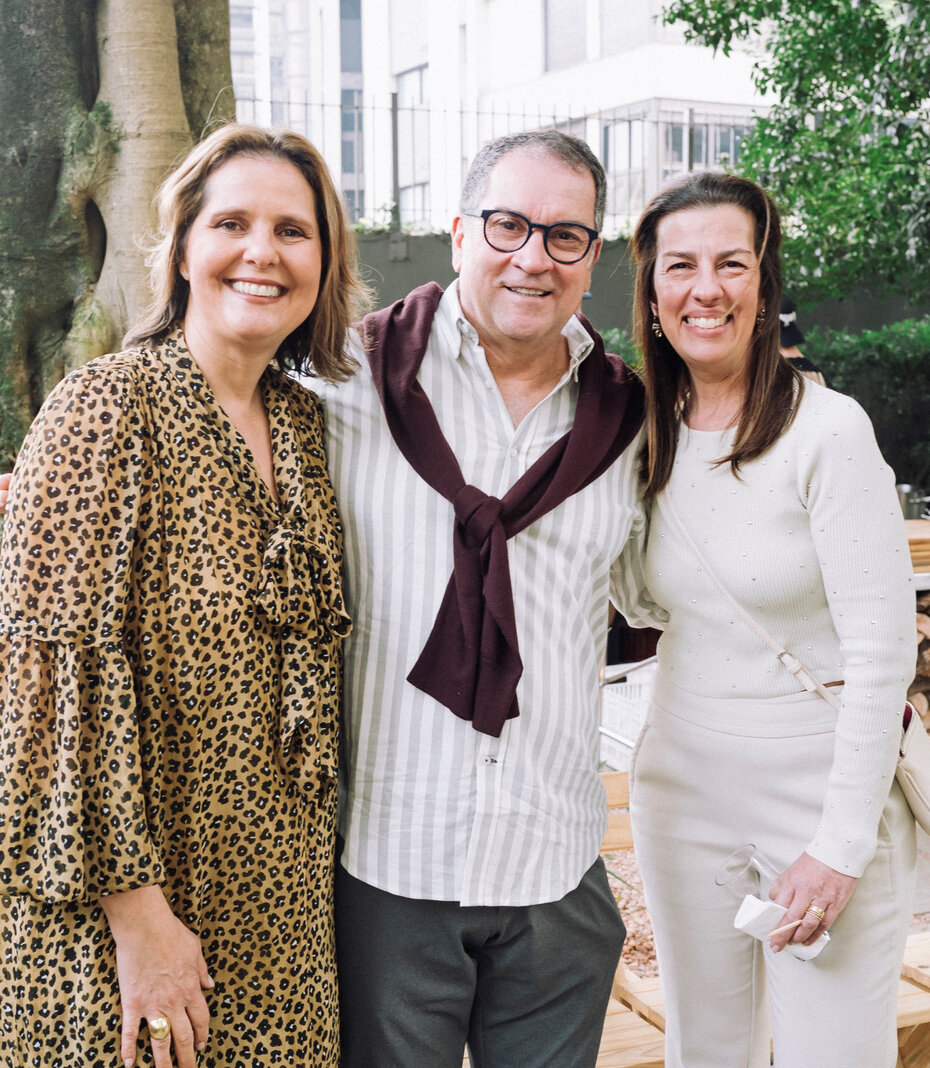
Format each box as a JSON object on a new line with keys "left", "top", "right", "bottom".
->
{"left": 651, "top": 203, "right": 762, "bottom": 379}
{"left": 181, "top": 154, "right": 323, "bottom": 363}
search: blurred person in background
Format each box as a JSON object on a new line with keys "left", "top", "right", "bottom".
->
{"left": 780, "top": 294, "right": 828, "bottom": 386}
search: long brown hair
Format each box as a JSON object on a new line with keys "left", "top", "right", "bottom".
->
{"left": 126, "top": 123, "right": 370, "bottom": 381}
{"left": 631, "top": 171, "right": 800, "bottom": 498}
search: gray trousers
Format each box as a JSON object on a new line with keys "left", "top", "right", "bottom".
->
{"left": 335, "top": 855, "right": 625, "bottom": 1068}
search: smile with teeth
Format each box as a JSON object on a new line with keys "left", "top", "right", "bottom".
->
{"left": 685, "top": 314, "right": 730, "bottom": 329}
{"left": 507, "top": 286, "right": 549, "bottom": 297}
{"left": 230, "top": 280, "right": 285, "bottom": 298}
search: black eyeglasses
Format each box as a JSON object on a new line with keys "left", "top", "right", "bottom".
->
{"left": 462, "top": 208, "right": 599, "bottom": 264}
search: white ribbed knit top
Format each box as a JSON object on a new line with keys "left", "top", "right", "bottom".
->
{"left": 618, "top": 383, "right": 915, "bottom": 876}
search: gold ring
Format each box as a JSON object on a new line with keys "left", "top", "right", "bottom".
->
{"left": 148, "top": 1016, "right": 171, "bottom": 1042}
{"left": 806, "top": 904, "right": 826, "bottom": 923}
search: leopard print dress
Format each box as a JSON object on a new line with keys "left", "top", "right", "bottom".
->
{"left": 0, "top": 332, "right": 348, "bottom": 1066}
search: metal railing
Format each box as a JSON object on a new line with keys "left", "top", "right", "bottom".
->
{"left": 235, "top": 89, "right": 760, "bottom": 235}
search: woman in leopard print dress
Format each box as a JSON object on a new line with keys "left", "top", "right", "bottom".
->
{"left": 0, "top": 124, "right": 368, "bottom": 1067}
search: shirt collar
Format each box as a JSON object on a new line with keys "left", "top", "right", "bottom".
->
{"left": 438, "top": 280, "right": 595, "bottom": 382}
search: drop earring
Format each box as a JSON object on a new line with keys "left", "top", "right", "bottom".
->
{"left": 651, "top": 314, "right": 663, "bottom": 339}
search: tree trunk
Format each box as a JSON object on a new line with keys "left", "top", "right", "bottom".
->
{"left": 0, "top": 0, "right": 232, "bottom": 462}
{"left": 91, "top": 0, "right": 194, "bottom": 347}
{"left": 0, "top": 0, "right": 100, "bottom": 461}
{"left": 174, "top": 0, "right": 236, "bottom": 138}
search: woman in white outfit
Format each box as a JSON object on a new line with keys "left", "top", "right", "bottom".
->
{"left": 616, "top": 172, "right": 917, "bottom": 1067}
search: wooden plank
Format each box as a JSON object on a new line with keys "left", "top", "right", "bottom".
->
{"left": 902, "top": 931, "right": 930, "bottom": 993}
{"left": 601, "top": 770, "right": 634, "bottom": 852}
{"left": 899, "top": 1022, "right": 930, "bottom": 1068}
{"left": 602, "top": 809, "right": 634, "bottom": 852}
{"left": 597, "top": 995, "right": 666, "bottom": 1067}
{"left": 611, "top": 966, "right": 665, "bottom": 1033}
{"left": 897, "top": 976, "right": 930, "bottom": 1030}
{"left": 602, "top": 770, "right": 631, "bottom": 807}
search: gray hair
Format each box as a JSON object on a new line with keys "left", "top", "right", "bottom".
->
{"left": 460, "top": 129, "right": 606, "bottom": 232}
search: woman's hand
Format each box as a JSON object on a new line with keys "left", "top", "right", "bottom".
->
{"left": 100, "top": 886, "right": 214, "bottom": 1068}
{"left": 0, "top": 471, "right": 10, "bottom": 513}
{"left": 768, "top": 851, "right": 857, "bottom": 952}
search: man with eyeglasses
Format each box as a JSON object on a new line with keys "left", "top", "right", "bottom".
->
{"left": 319, "top": 129, "right": 647, "bottom": 1068}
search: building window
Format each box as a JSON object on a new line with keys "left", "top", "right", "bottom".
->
{"left": 341, "top": 88, "right": 364, "bottom": 223}
{"left": 554, "top": 117, "right": 588, "bottom": 140}
{"left": 660, "top": 109, "right": 752, "bottom": 181}
{"left": 545, "top": 0, "right": 587, "bottom": 71}
{"left": 340, "top": 0, "right": 362, "bottom": 74}
{"left": 715, "top": 124, "right": 748, "bottom": 166}
{"left": 396, "top": 65, "right": 430, "bottom": 226}
{"left": 230, "top": 6, "right": 252, "bottom": 31}
{"left": 231, "top": 51, "right": 254, "bottom": 78}
{"left": 662, "top": 121, "right": 685, "bottom": 181}
{"left": 344, "top": 188, "right": 365, "bottom": 221}
{"left": 604, "top": 117, "right": 647, "bottom": 218}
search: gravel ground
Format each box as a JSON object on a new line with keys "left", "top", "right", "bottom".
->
{"left": 604, "top": 849, "right": 657, "bottom": 978}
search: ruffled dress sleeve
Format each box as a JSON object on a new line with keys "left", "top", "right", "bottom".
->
{"left": 0, "top": 357, "right": 164, "bottom": 902}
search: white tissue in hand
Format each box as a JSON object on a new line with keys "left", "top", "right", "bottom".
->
{"left": 733, "top": 893, "right": 787, "bottom": 937}
{"left": 733, "top": 894, "right": 830, "bottom": 961}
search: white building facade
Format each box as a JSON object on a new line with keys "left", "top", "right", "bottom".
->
{"left": 230, "top": 0, "right": 770, "bottom": 233}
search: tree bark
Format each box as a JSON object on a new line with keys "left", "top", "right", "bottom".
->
{"left": 92, "top": 0, "right": 194, "bottom": 345}
{"left": 0, "top": 0, "right": 232, "bottom": 462}
{"left": 174, "top": 0, "right": 236, "bottom": 138}
{"left": 0, "top": 1, "right": 100, "bottom": 461}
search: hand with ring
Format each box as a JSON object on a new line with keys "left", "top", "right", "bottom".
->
{"left": 805, "top": 903, "right": 827, "bottom": 925}
{"left": 100, "top": 886, "right": 214, "bottom": 1068}
{"left": 767, "top": 851, "right": 857, "bottom": 953}
{"left": 148, "top": 1015, "right": 172, "bottom": 1042}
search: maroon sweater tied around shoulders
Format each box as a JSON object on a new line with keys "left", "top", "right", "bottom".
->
{"left": 362, "top": 282, "right": 645, "bottom": 737}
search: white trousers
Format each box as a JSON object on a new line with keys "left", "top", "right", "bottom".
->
{"left": 630, "top": 677, "right": 916, "bottom": 1068}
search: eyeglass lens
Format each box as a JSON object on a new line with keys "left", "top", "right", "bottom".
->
{"left": 483, "top": 211, "right": 591, "bottom": 262}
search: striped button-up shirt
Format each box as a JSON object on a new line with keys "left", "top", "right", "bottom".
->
{"left": 314, "top": 283, "right": 644, "bottom": 906}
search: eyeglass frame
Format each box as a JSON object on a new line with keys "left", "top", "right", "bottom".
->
{"left": 461, "top": 207, "right": 600, "bottom": 264}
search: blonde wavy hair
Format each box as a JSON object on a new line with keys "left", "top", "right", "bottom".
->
{"left": 126, "top": 122, "right": 370, "bottom": 380}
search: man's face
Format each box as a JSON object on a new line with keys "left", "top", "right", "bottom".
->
{"left": 451, "top": 148, "right": 601, "bottom": 362}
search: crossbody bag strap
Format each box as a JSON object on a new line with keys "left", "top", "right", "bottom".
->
{"left": 663, "top": 489, "right": 842, "bottom": 712}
